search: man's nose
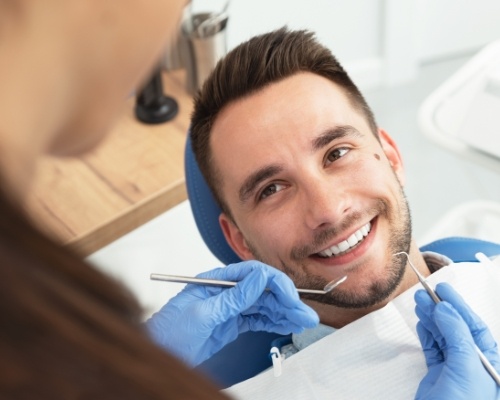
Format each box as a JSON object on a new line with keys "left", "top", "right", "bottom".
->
{"left": 301, "top": 174, "right": 350, "bottom": 230}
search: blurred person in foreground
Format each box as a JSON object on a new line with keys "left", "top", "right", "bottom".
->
{"left": 0, "top": 1, "right": 228, "bottom": 398}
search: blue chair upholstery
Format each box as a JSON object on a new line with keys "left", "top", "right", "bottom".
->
{"left": 184, "top": 133, "right": 500, "bottom": 388}
{"left": 185, "top": 134, "right": 241, "bottom": 265}
{"left": 419, "top": 236, "right": 500, "bottom": 262}
{"left": 195, "top": 331, "right": 287, "bottom": 388}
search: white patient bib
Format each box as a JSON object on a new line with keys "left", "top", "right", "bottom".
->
{"left": 224, "top": 261, "right": 500, "bottom": 399}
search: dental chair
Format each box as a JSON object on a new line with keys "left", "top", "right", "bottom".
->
{"left": 184, "top": 134, "right": 500, "bottom": 389}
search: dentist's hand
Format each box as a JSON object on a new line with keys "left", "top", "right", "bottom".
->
{"left": 414, "top": 283, "right": 500, "bottom": 400}
{"left": 146, "top": 261, "right": 319, "bottom": 367}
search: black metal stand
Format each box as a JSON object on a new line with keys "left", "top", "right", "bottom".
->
{"left": 135, "top": 68, "right": 178, "bottom": 124}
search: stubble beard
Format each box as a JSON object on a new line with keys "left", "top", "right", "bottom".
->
{"left": 246, "top": 188, "right": 413, "bottom": 310}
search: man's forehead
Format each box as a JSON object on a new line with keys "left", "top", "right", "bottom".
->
{"left": 210, "top": 73, "right": 357, "bottom": 146}
{"left": 208, "top": 73, "right": 372, "bottom": 190}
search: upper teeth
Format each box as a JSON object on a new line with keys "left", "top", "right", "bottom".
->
{"left": 317, "top": 222, "right": 371, "bottom": 257}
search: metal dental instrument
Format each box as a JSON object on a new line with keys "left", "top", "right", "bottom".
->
{"left": 150, "top": 273, "right": 347, "bottom": 295}
{"left": 394, "top": 251, "right": 500, "bottom": 386}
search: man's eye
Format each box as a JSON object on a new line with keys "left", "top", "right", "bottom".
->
{"left": 326, "top": 147, "right": 349, "bottom": 164}
{"left": 259, "top": 183, "right": 286, "bottom": 200}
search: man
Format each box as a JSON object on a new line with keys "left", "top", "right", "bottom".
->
{"left": 148, "top": 28, "right": 500, "bottom": 397}
{"left": 190, "top": 27, "right": 428, "bottom": 330}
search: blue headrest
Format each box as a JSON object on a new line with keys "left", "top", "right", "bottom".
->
{"left": 419, "top": 236, "right": 500, "bottom": 262}
{"left": 184, "top": 134, "right": 242, "bottom": 265}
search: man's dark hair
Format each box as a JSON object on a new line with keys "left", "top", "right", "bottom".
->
{"left": 191, "top": 27, "right": 378, "bottom": 218}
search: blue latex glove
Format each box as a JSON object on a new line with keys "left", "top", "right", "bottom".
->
{"left": 414, "top": 282, "right": 500, "bottom": 400}
{"left": 146, "top": 261, "right": 319, "bottom": 367}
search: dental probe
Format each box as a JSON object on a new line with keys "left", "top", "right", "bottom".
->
{"left": 150, "top": 273, "right": 347, "bottom": 295}
{"left": 394, "top": 252, "right": 500, "bottom": 386}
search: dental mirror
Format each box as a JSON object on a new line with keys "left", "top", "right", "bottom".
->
{"left": 150, "top": 273, "right": 347, "bottom": 295}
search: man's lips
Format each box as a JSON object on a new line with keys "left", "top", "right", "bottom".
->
{"left": 315, "top": 221, "right": 372, "bottom": 258}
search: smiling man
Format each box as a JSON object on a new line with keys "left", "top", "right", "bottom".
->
{"left": 147, "top": 28, "right": 500, "bottom": 397}
{"left": 190, "top": 28, "right": 429, "bottom": 329}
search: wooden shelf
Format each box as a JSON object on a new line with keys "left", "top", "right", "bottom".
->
{"left": 25, "top": 70, "right": 193, "bottom": 256}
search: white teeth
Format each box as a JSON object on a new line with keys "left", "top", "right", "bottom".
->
{"left": 317, "top": 222, "right": 371, "bottom": 258}
{"left": 337, "top": 241, "right": 349, "bottom": 252}
{"left": 347, "top": 235, "right": 358, "bottom": 247}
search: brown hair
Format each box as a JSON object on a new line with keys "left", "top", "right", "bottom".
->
{"left": 190, "top": 27, "right": 378, "bottom": 217}
{"left": 0, "top": 185, "right": 229, "bottom": 399}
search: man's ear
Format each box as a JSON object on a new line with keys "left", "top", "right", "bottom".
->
{"left": 378, "top": 128, "right": 405, "bottom": 186}
{"left": 219, "top": 213, "right": 254, "bottom": 260}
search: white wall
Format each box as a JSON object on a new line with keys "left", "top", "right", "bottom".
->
{"left": 193, "top": 0, "right": 384, "bottom": 89}
{"left": 189, "top": 0, "right": 500, "bottom": 90}
{"left": 415, "top": 0, "right": 500, "bottom": 62}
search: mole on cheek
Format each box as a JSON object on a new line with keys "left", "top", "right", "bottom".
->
{"left": 374, "top": 153, "right": 380, "bottom": 160}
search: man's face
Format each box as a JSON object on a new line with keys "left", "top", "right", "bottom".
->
{"left": 211, "top": 72, "right": 411, "bottom": 310}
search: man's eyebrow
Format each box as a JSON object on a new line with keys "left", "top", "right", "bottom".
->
{"left": 311, "top": 125, "right": 363, "bottom": 151}
{"left": 239, "top": 165, "right": 283, "bottom": 204}
{"left": 237, "top": 126, "right": 362, "bottom": 204}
